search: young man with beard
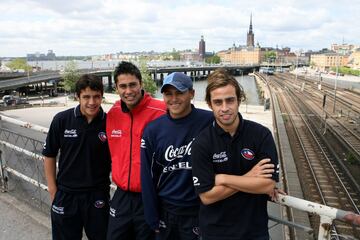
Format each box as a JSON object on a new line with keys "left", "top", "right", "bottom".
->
{"left": 192, "top": 69, "right": 279, "bottom": 240}
{"left": 106, "top": 61, "right": 166, "bottom": 240}
{"left": 141, "top": 72, "right": 213, "bottom": 240}
{"left": 43, "top": 74, "right": 111, "bottom": 240}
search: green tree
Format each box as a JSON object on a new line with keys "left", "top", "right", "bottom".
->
{"left": 171, "top": 49, "right": 181, "bottom": 61}
{"left": 6, "top": 58, "right": 32, "bottom": 72}
{"left": 62, "top": 61, "right": 80, "bottom": 94}
{"left": 205, "top": 55, "right": 221, "bottom": 64}
{"left": 139, "top": 60, "right": 157, "bottom": 96}
{"left": 332, "top": 66, "right": 360, "bottom": 76}
{"left": 310, "top": 61, "right": 316, "bottom": 68}
{"left": 264, "top": 51, "right": 277, "bottom": 62}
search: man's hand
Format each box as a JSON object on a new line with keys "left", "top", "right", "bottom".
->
{"left": 269, "top": 187, "right": 286, "bottom": 202}
{"left": 244, "top": 158, "right": 274, "bottom": 178}
{"left": 48, "top": 185, "right": 57, "bottom": 203}
{"left": 343, "top": 213, "right": 360, "bottom": 226}
{"left": 44, "top": 156, "right": 57, "bottom": 203}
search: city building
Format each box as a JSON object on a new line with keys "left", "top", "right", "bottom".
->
{"left": 26, "top": 50, "right": 56, "bottom": 61}
{"left": 217, "top": 15, "right": 263, "bottom": 65}
{"left": 331, "top": 43, "right": 359, "bottom": 55}
{"left": 348, "top": 49, "right": 360, "bottom": 70}
{"left": 217, "top": 47, "right": 264, "bottom": 65}
{"left": 199, "top": 35, "right": 206, "bottom": 61}
{"left": 180, "top": 50, "right": 201, "bottom": 62}
{"left": 310, "top": 52, "right": 349, "bottom": 71}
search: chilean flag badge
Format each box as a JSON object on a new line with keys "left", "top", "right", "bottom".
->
{"left": 241, "top": 148, "right": 255, "bottom": 160}
{"left": 98, "top": 132, "right": 107, "bottom": 142}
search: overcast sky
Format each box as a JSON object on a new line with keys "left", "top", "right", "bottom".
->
{"left": 1, "top": 0, "right": 359, "bottom": 57}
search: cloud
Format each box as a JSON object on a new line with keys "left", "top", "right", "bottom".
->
{"left": 0, "top": 0, "right": 359, "bottom": 57}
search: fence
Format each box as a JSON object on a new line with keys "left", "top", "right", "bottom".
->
{"left": 0, "top": 115, "right": 359, "bottom": 239}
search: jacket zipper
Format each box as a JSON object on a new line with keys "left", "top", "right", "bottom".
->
{"left": 127, "top": 112, "right": 133, "bottom": 190}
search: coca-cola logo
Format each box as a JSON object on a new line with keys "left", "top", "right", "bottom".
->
{"left": 164, "top": 138, "right": 194, "bottom": 161}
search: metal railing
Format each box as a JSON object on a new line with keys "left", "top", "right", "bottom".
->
{"left": 0, "top": 115, "right": 359, "bottom": 239}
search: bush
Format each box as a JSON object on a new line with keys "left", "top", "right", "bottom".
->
{"left": 331, "top": 66, "right": 360, "bottom": 76}
{"left": 139, "top": 60, "right": 157, "bottom": 96}
{"left": 346, "top": 152, "right": 358, "bottom": 165}
{"left": 62, "top": 61, "right": 80, "bottom": 93}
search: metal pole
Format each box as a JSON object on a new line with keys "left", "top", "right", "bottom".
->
{"left": 295, "top": 54, "right": 299, "bottom": 84}
{"left": 332, "top": 54, "right": 339, "bottom": 113}
{"left": 318, "top": 215, "right": 333, "bottom": 240}
{"left": 0, "top": 150, "right": 8, "bottom": 192}
{"left": 0, "top": 115, "right": 8, "bottom": 191}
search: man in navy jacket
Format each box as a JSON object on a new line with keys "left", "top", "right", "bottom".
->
{"left": 141, "top": 72, "right": 213, "bottom": 240}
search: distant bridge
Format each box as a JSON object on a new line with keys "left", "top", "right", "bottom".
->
{"left": 0, "top": 64, "right": 263, "bottom": 94}
{"left": 147, "top": 64, "right": 260, "bottom": 82}
{"left": 0, "top": 72, "right": 62, "bottom": 91}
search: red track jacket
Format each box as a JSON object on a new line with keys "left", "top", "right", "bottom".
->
{"left": 106, "top": 93, "right": 166, "bottom": 192}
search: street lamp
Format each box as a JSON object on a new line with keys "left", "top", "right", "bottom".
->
{"left": 332, "top": 54, "right": 340, "bottom": 113}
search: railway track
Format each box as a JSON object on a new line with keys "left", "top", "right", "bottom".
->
{"left": 273, "top": 73, "right": 360, "bottom": 164}
{"left": 262, "top": 73, "right": 360, "bottom": 238}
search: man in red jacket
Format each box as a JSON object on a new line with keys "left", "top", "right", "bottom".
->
{"left": 106, "top": 61, "right": 166, "bottom": 240}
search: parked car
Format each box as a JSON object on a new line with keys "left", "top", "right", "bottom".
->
{"left": 2, "top": 95, "right": 28, "bottom": 106}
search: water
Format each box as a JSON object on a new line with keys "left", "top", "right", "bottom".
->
{"left": 24, "top": 60, "right": 261, "bottom": 105}
{"left": 155, "top": 75, "right": 261, "bottom": 105}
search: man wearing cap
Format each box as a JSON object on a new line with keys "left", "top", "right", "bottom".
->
{"left": 141, "top": 72, "right": 213, "bottom": 240}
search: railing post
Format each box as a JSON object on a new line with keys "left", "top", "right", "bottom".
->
{"left": 0, "top": 116, "right": 8, "bottom": 192}
{"left": 0, "top": 150, "right": 8, "bottom": 192}
{"left": 318, "top": 215, "right": 333, "bottom": 240}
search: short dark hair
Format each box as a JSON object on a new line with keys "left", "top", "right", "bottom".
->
{"left": 75, "top": 74, "right": 104, "bottom": 97}
{"left": 113, "top": 61, "right": 142, "bottom": 85}
{"left": 205, "top": 68, "right": 246, "bottom": 104}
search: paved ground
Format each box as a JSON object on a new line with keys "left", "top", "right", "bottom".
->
{"left": 0, "top": 192, "right": 51, "bottom": 240}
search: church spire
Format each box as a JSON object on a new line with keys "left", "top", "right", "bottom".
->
{"left": 246, "top": 13, "right": 255, "bottom": 48}
{"left": 249, "top": 13, "right": 253, "bottom": 33}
